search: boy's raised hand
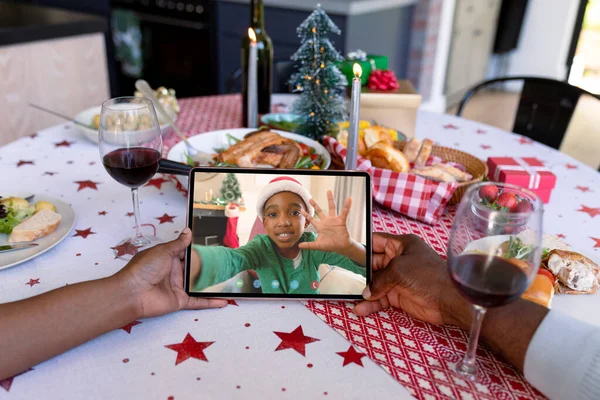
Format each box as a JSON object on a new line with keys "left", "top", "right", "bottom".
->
{"left": 299, "top": 190, "right": 353, "bottom": 253}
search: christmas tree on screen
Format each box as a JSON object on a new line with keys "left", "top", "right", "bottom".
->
{"left": 289, "top": 5, "right": 347, "bottom": 139}
{"left": 220, "top": 173, "right": 242, "bottom": 202}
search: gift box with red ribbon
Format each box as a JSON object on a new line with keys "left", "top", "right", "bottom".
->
{"left": 487, "top": 157, "right": 557, "bottom": 203}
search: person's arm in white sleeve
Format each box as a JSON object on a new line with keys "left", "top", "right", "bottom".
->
{"left": 525, "top": 311, "right": 600, "bottom": 400}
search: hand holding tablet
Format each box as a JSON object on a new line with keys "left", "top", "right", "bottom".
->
{"left": 184, "top": 168, "right": 372, "bottom": 300}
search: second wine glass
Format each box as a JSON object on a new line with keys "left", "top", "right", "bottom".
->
{"left": 99, "top": 97, "right": 163, "bottom": 252}
{"left": 447, "top": 182, "right": 543, "bottom": 381}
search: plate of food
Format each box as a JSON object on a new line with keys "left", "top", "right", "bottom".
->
{"left": 463, "top": 232, "right": 599, "bottom": 309}
{"left": 166, "top": 127, "right": 331, "bottom": 188}
{"left": 74, "top": 85, "right": 180, "bottom": 144}
{"left": 0, "top": 195, "right": 75, "bottom": 271}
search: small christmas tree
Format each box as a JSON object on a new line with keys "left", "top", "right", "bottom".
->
{"left": 289, "top": 5, "right": 347, "bottom": 139}
{"left": 220, "top": 173, "right": 242, "bottom": 203}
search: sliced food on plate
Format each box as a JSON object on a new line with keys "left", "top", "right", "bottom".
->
{"left": 0, "top": 196, "right": 61, "bottom": 243}
{"left": 186, "top": 127, "right": 325, "bottom": 169}
{"left": 464, "top": 232, "right": 599, "bottom": 309}
{"left": 519, "top": 234, "right": 599, "bottom": 308}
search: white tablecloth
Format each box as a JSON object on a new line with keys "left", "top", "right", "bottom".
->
{"left": 1, "top": 96, "right": 599, "bottom": 399}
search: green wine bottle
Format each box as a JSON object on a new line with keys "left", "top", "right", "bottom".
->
{"left": 242, "top": 0, "right": 273, "bottom": 126}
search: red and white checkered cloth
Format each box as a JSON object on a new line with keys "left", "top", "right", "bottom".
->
{"left": 323, "top": 136, "right": 458, "bottom": 225}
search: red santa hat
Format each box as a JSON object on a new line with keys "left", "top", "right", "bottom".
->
{"left": 256, "top": 176, "right": 314, "bottom": 220}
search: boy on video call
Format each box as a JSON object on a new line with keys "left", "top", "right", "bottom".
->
{"left": 189, "top": 176, "right": 366, "bottom": 294}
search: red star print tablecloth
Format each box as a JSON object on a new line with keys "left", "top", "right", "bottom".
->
{"left": 1, "top": 94, "right": 599, "bottom": 400}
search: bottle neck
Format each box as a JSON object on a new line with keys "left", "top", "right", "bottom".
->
{"left": 250, "top": 0, "right": 265, "bottom": 30}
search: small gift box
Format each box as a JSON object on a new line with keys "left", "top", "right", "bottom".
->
{"left": 487, "top": 157, "right": 557, "bottom": 203}
{"left": 338, "top": 52, "right": 388, "bottom": 86}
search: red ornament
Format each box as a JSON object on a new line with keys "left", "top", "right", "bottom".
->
{"left": 165, "top": 333, "right": 214, "bottom": 365}
{"left": 336, "top": 345, "right": 367, "bottom": 367}
{"left": 576, "top": 186, "right": 591, "bottom": 193}
{"left": 55, "top": 140, "right": 74, "bottom": 147}
{"left": 591, "top": 237, "right": 600, "bottom": 248}
{"left": 273, "top": 325, "right": 320, "bottom": 356}
{"left": 227, "top": 299, "right": 239, "bottom": 306}
{"left": 367, "top": 69, "right": 399, "bottom": 91}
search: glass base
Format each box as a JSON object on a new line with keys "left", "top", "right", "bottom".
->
{"left": 454, "top": 360, "right": 478, "bottom": 381}
{"left": 112, "top": 236, "right": 162, "bottom": 260}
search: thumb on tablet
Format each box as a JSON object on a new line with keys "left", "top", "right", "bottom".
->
{"left": 166, "top": 227, "right": 192, "bottom": 255}
{"left": 363, "top": 266, "right": 401, "bottom": 300}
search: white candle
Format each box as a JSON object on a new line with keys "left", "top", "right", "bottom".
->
{"left": 209, "top": 189, "right": 213, "bottom": 201}
{"left": 247, "top": 27, "right": 258, "bottom": 128}
{"left": 346, "top": 63, "right": 362, "bottom": 170}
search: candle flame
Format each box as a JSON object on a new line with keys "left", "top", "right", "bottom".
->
{"left": 248, "top": 28, "right": 257, "bottom": 43}
{"left": 353, "top": 63, "right": 362, "bottom": 78}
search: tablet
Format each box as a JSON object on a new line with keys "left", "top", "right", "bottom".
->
{"left": 184, "top": 168, "right": 371, "bottom": 300}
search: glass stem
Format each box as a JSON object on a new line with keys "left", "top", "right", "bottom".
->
{"left": 457, "top": 305, "right": 487, "bottom": 379}
{"left": 131, "top": 188, "right": 143, "bottom": 244}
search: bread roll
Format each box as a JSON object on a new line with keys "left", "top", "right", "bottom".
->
{"left": 415, "top": 139, "right": 433, "bottom": 166}
{"left": 367, "top": 142, "right": 409, "bottom": 172}
{"left": 410, "top": 166, "right": 456, "bottom": 182}
{"left": 403, "top": 137, "right": 422, "bottom": 162}
{"left": 432, "top": 163, "right": 472, "bottom": 182}
{"left": 522, "top": 274, "right": 554, "bottom": 308}
{"left": 364, "top": 126, "right": 393, "bottom": 148}
{"left": 546, "top": 249, "right": 599, "bottom": 293}
{"left": 8, "top": 209, "right": 62, "bottom": 243}
{"left": 337, "top": 129, "right": 367, "bottom": 156}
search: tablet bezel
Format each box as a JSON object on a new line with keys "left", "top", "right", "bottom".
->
{"left": 184, "top": 167, "right": 372, "bottom": 300}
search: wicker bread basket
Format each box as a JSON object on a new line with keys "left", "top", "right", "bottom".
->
{"left": 395, "top": 141, "right": 488, "bottom": 205}
{"left": 329, "top": 141, "right": 488, "bottom": 205}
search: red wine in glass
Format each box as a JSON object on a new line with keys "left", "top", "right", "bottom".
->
{"left": 98, "top": 96, "right": 163, "bottom": 254}
{"left": 447, "top": 182, "right": 543, "bottom": 381}
{"left": 449, "top": 254, "right": 529, "bottom": 308}
{"left": 103, "top": 148, "right": 161, "bottom": 188}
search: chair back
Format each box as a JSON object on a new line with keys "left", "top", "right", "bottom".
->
{"left": 456, "top": 76, "right": 600, "bottom": 150}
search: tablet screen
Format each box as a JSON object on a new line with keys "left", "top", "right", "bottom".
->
{"left": 185, "top": 168, "right": 371, "bottom": 300}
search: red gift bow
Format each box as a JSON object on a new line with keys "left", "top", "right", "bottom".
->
{"left": 368, "top": 70, "right": 399, "bottom": 91}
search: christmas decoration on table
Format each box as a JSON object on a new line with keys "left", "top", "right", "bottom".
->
{"left": 223, "top": 203, "right": 240, "bottom": 248}
{"left": 289, "top": 5, "right": 348, "bottom": 139}
{"left": 487, "top": 157, "right": 557, "bottom": 203}
{"left": 339, "top": 51, "right": 388, "bottom": 86}
{"left": 220, "top": 173, "right": 243, "bottom": 203}
{"left": 367, "top": 70, "right": 399, "bottom": 91}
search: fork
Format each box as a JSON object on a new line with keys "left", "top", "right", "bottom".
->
{"left": 135, "top": 80, "right": 213, "bottom": 166}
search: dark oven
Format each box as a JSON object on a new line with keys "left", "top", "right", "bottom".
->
{"left": 112, "top": 0, "right": 216, "bottom": 97}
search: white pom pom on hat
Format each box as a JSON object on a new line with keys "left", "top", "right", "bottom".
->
{"left": 256, "top": 176, "right": 314, "bottom": 219}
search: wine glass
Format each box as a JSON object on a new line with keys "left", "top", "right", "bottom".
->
{"left": 447, "top": 182, "right": 543, "bottom": 381}
{"left": 99, "top": 97, "right": 163, "bottom": 253}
